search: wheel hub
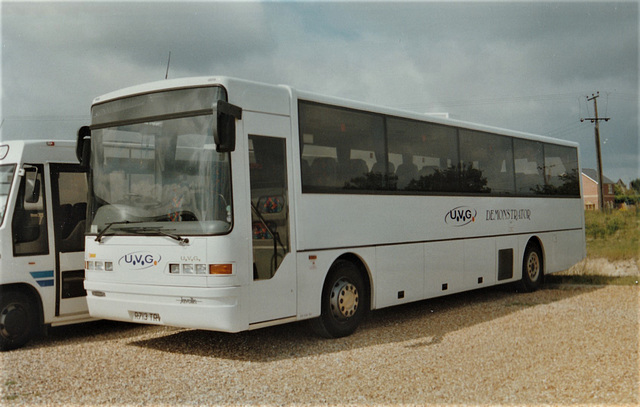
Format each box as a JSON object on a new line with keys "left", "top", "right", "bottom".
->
{"left": 0, "top": 303, "right": 29, "bottom": 338}
{"left": 527, "top": 252, "right": 540, "bottom": 281}
{"left": 329, "top": 278, "right": 359, "bottom": 320}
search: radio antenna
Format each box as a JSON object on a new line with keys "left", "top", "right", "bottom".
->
{"left": 165, "top": 51, "right": 172, "bottom": 79}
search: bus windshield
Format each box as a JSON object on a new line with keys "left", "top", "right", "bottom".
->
{"left": 89, "top": 88, "right": 232, "bottom": 237}
{"left": 0, "top": 165, "right": 16, "bottom": 226}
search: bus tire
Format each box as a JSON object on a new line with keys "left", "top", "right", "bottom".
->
{"left": 0, "top": 291, "right": 36, "bottom": 351}
{"left": 519, "top": 243, "right": 544, "bottom": 292}
{"left": 310, "top": 260, "right": 368, "bottom": 338}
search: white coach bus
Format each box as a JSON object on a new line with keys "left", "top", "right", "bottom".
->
{"left": 77, "top": 76, "right": 585, "bottom": 338}
{"left": 0, "top": 140, "right": 90, "bottom": 350}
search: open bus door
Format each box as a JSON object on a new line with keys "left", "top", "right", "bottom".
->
{"left": 49, "top": 164, "right": 88, "bottom": 317}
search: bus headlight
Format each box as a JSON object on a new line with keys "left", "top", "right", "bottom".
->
{"left": 86, "top": 260, "right": 113, "bottom": 271}
{"left": 168, "top": 263, "right": 233, "bottom": 275}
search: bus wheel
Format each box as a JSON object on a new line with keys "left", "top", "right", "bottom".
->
{"left": 0, "top": 291, "right": 35, "bottom": 351}
{"left": 311, "top": 260, "right": 368, "bottom": 338}
{"left": 519, "top": 243, "right": 544, "bottom": 292}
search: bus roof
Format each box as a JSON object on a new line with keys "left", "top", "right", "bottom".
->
{"left": 90, "top": 76, "right": 578, "bottom": 149}
{"left": 0, "top": 140, "right": 78, "bottom": 165}
{"left": 91, "top": 76, "right": 292, "bottom": 118}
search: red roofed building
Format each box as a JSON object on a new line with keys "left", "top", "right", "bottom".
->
{"left": 582, "top": 168, "right": 615, "bottom": 210}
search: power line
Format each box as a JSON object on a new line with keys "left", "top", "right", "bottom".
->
{"left": 606, "top": 92, "right": 638, "bottom": 101}
{"left": 545, "top": 121, "right": 585, "bottom": 139}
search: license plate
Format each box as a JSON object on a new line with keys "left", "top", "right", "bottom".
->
{"left": 130, "top": 311, "right": 161, "bottom": 323}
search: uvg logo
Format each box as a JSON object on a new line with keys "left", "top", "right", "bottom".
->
{"left": 118, "top": 251, "right": 162, "bottom": 270}
{"left": 445, "top": 206, "right": 477, "bottom": 226}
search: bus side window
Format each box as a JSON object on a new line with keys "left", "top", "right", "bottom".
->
{"left": 542, "top": 144, "right": 580, "bottom": 196}
{"left": 12, "top": 165, "right": 49, "bottom": 256}
{"left": 514, "top": 139, "right": 544, "bottom": 195}
{"left": 386, "top": 117, "right": 458, "bottom": 193}
{"left": 298, "top": 101, "right": 386, "bottom": 192}
{"left": 459, "top": 130, "right": 515, "bottom": 195}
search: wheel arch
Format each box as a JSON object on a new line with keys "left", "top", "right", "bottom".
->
{"left": 524, "top": 236, "right": 545, "bottom": 270}
{"left": 334, "top": 252, "right": 373, "bottom": 311}
{"left": 518, "top": 236, "right": 546, "bottom": 292}
{"left": 309, "top": 252, "right": 372, "bottom": 338}
{"left": 0, "top": 283, "right": 44, "bottom": 328}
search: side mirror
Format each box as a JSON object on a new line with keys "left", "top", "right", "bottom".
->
{"left": 213, "top": 100, "right": 242, "bottom": 153}
{"left": 23, "top": 166, "right": 40, "bottom": 204}
{"left": 76, "top": 126, "right": 91, "bottom": 168}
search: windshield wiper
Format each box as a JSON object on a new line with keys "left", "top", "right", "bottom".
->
{"left": 121, "top": 226, "right": 190, "bottom": 245}
{"left": 95, "top": 220, "right": 146, "bottom": 242}
{"left": 154, "top": 229, "right": 190, "bottom": 245}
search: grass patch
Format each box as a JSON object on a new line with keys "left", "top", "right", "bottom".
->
{"left": 584, "top": 209, "right": 639, "bottom": 261}
{"left": 554, "top": 210, "right": 639, "bottom": 284}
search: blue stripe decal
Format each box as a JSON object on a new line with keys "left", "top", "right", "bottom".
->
{"left": 30, "top": 270, "right": 54, "bottom": 279}
{"left": 36, "top": 279, "right": 54, "bottom": 287}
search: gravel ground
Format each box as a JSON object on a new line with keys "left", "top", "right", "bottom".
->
{"left": 560, "top": 257, "right": 640, "bottom": 277}
{"left": 1, "top": 284, "right": 638, "bottom": 405}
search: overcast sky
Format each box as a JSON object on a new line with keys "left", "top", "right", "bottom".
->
{"left": 1, "top": 1, "right": 638, "bottom": 183}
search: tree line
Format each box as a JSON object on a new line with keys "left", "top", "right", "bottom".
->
{"left": 615, "top": 178, "right": 640, "bottom": 205}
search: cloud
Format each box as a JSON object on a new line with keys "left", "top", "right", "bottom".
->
{"left": 2, "top": 2, "right": 276, "bottom": 106}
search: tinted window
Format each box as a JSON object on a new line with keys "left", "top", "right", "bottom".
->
{"left": 540, "top": 144, "right": 580, "bottom": 196}
{"left": 514, "top": 139, "right": 545, "bottom": 195}
{"left": 298, "top": 100, "right": 579, "bottom": 198}
{"left": 299, "top": 101, "right": 385, "bottom": 192}
{"left": 387, "top": 118, "right": 459, "bottom": 192}
{"left": 459, "top": 130, "right": 514, "bottom": 194}
{"left": 92, "top": 86, "right": 225, "bottom": 127}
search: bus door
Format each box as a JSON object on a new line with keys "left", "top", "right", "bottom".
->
{"left": 49, "top": 164, "right": 88, "bottom": 316}
{"left": 244, "top": 112, "right": 296, "bottom": 325}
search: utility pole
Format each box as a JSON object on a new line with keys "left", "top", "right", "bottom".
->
{"left": 581, "top": 92, "right": 610, "bottom": 210}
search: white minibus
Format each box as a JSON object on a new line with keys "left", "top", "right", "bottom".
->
{"left": 0, "top": 140, "right": 90, "bottom": 350}
{"left": 78, "top": 76, "right": 585, "bottom": 338}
